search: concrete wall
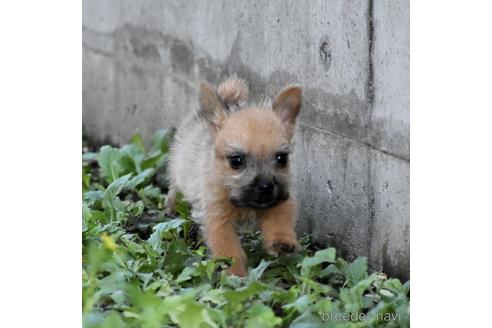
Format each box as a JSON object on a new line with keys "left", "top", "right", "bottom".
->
{"left": 83, "top": 0, "right": 409, "bottom": 280}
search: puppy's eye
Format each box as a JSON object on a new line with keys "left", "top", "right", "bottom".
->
{"left": 276, "top": 152, "right": 289, "bottom": 167}
{"left": 228, "top": 154, "right": 246, "bottom": 170}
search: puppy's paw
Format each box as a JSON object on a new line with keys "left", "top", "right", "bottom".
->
{"left": 265, "top": 238, "right": 300, "bottom": 256}
{"left": 226, "top": 263, "right": 247, "bottom": 277}
{"left": 272, "top": 241, "right": 297, "bottom": 253}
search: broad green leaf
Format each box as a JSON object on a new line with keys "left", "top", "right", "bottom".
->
{"left": 319, "top": 263, "right": 343, "bottom": 278}
{"left": 244, "top": 303, "right": 281, "bottom": 328}
{"left": 127, "top": 168, "right": 155, "bottom": 190}
{"left": 143, "top": 185, "right": 162, "bottom": 200}
{"left": 147, "top": 219, "right": 187, "bottom": 250}
{"left": 121, "top": 238, "right": 146, "bottom": 254}
{"left": 93, "top": 271, "right": 128, "bottom": 303}
{"left": 340, "top": 287, "right": 364, "bottom": 314}
{"left": 121, "top": 143, "right": 145, "bottom": 174}
{"left": 289, "top": 312, "right": 325, "bottom": 328}
{"left": 83, "top": 203, "right": 92, "bottom": 229}
{"left": 173, "top": 300, "right": 217, "bottom": 328}
{"left": 83, "top": 312, "right": 104, "bottom": 328}
{"left": 345, "top": 257, "right": 368, "bottom": 287}
{"left": 174, "top": 193, "right": 191, "bottom": 220}
{"left": 163, "top": 239, "right": 193, "bottom": 276}
{"left": 340, "top": 273, "right": 378, "bottom": 314}
{"left": 222, "top": 281, "right": 270, "bottom": 308}
{"left": 176, "top": 266, "right": 198, "bottom": 284}
{"left": 383, "top": 278, "right": 407, "bottom": 294}
{"left": 141, "top": 151, "right": 165, "bottom": 170}
{"left": 102, "top": 174, "right": 131, "bottom": 220}
{"left": 98, "top": 146, "right": 123, "bottom": 183}
{"left": 150, "top": 128, "right": 169, "bottom": 154}
{"left": 131, "top": 133, "right": 145, "bottom": 153}
{"left": 300, "top": 248, "right": 336, "bottom": 277}
{"left": 301, "top": 248, "right": 336, "bottom": 268}
{"left": 247, "top": 259, "right": 271, "bottom": 282}
{"left": 83, "top": 171, "right": 91, "bottom": 192}
{"left": 84, "top": 190, "right": 104, "bottom": 202}
{"left": 283, "top": 295, "right": 312, "bottom": 313}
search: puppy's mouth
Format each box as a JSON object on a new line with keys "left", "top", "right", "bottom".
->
{"left": 230, "top": 192, "right": 289, "bottom": 210}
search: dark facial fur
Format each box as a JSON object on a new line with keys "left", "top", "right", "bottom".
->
{"left": 227, "top": 151, "right": 291, "bottom": 209}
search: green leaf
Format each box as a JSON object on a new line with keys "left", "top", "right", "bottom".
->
{"left": 163, "top": 239, "right": 193, "bottom": 276}
{"left": 300, "top": 247, "right": 336, "bottom": 277}
{"left": 141, "top": 151, "right": 165, "bottom": 170}
{"left": 175, "top": 266, "right": 198, "bottom": 284}
{"left": 98, "top": 146, "right": 123, "bottom": 183}
{"left": 222, "top": 281, "right": 270, "bottom": 308}
{"left": 84, "top": 190, "right": 104, "bottom": 202}
{"left": 127, "top": 285, "right": 168, "bottom": 327}
{"left": 121, "top": 238, "right": 146, "bottom": 254}
{"left": 319, "top": 263, "right": 343, "bottom": 278}
{"left": 83, "top": 171, "right": 91, "bottom": 192}
{"left": 283, "top": 295, "right": 312, "bottom": 313}
{"left": 345, "top": 257, "right": 368, "bottom": 287}
{"left": 247, "top": 260, "right": 271, "bottom": 282}
{"left": 121, "top": 143, "right": 146, "bottom": 173}
{"left": 340, "top": 274, "right": 378, "bottom": 314}
{"left": 383, "top": 278, "right": 408, "bottom": 294}
{"left": 143, "top": 185, "right": 162, "bottom": 200}
{"left": 174, "top": 192, "right": 191, "bottom": 220}
{"left": 127, "top": 168, "right": 155, "bottom": 190}
{"left": 340, "top": 287, "right": 364, "bottom": 314}
{"left": 289, "top": 312, "right": 325, "bottom": 328}
{"left": 301, "top": 248, "right": 336, "bottom": 268}
{"left": 147, "top": 219, "right": 187, "bottom": 250}
{"left": 150, "top": 128, "right": 169, "bottom": 154}
{"left": 131, "top": 133, "right": 145, "bottom": 153}
{"left": 102, "top": 174, "right": 131, "bottom": 220}
{"left": 83, "top": 203, "right": 92, "bottom": 229}
{"left": 173, "top": 300, "right": 217, "bottom": 328}
{"left": 244, "top": 304, "right": 281, "bottom": 328}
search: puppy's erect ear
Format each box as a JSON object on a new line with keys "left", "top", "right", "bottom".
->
{"left": 217, "top": 77, "right": 249, "bottom": 111}
{"left": 272, "top": 86, "right": 302, "bottom": 138}
{"left": 199, "top": 83, "right": 226, "bottom": 132}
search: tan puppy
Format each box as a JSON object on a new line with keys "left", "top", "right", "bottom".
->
{"left": 166, "top": 77, "right": 302, "bottom": 276}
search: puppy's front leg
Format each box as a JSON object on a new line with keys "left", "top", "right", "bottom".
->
{"left": 259, "top": 198, "right": 300, "bottom": 255}
{"left": 205, "top": 213, "right": 247, "bottom": 277}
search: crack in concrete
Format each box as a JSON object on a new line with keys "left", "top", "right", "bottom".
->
{"left": 366, "top": 0, "right": 377, "bottom": 272}
{"left": 298, "top": 121, "right": 409, "bottom": 163}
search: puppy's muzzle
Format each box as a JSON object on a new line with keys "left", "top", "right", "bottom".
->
{"left": 230, "top": 175, "right": 289, "bottom": 209}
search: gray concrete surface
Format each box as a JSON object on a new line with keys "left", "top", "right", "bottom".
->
{"left": 83, "top": 0, "right": 409, "bottom": 280}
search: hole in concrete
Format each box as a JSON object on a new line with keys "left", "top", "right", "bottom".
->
{"left": 319, "top": 36, "right": 332, "bottom": 70}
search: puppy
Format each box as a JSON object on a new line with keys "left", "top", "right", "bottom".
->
{"left": 166, "top": 77, "right": 302, "bottom": 277}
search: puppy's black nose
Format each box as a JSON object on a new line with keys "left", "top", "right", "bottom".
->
{"left": 256, "top": 176, "right": 274, "bottom": 194}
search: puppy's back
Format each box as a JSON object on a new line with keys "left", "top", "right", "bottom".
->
{"left": 168, "top": 109, "right": 211, "bottom": 208}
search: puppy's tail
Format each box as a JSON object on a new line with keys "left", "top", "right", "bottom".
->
{"left": 217, "top": 76, "right": 249, "bottom": 111}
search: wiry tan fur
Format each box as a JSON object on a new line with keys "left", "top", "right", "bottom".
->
{"left": 167, "top": 77, "right": 302, "bottom": 276}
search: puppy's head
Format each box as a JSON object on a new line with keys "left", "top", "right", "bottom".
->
{"left": 200, "top": 77, "right": 302, "bottom": 209}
